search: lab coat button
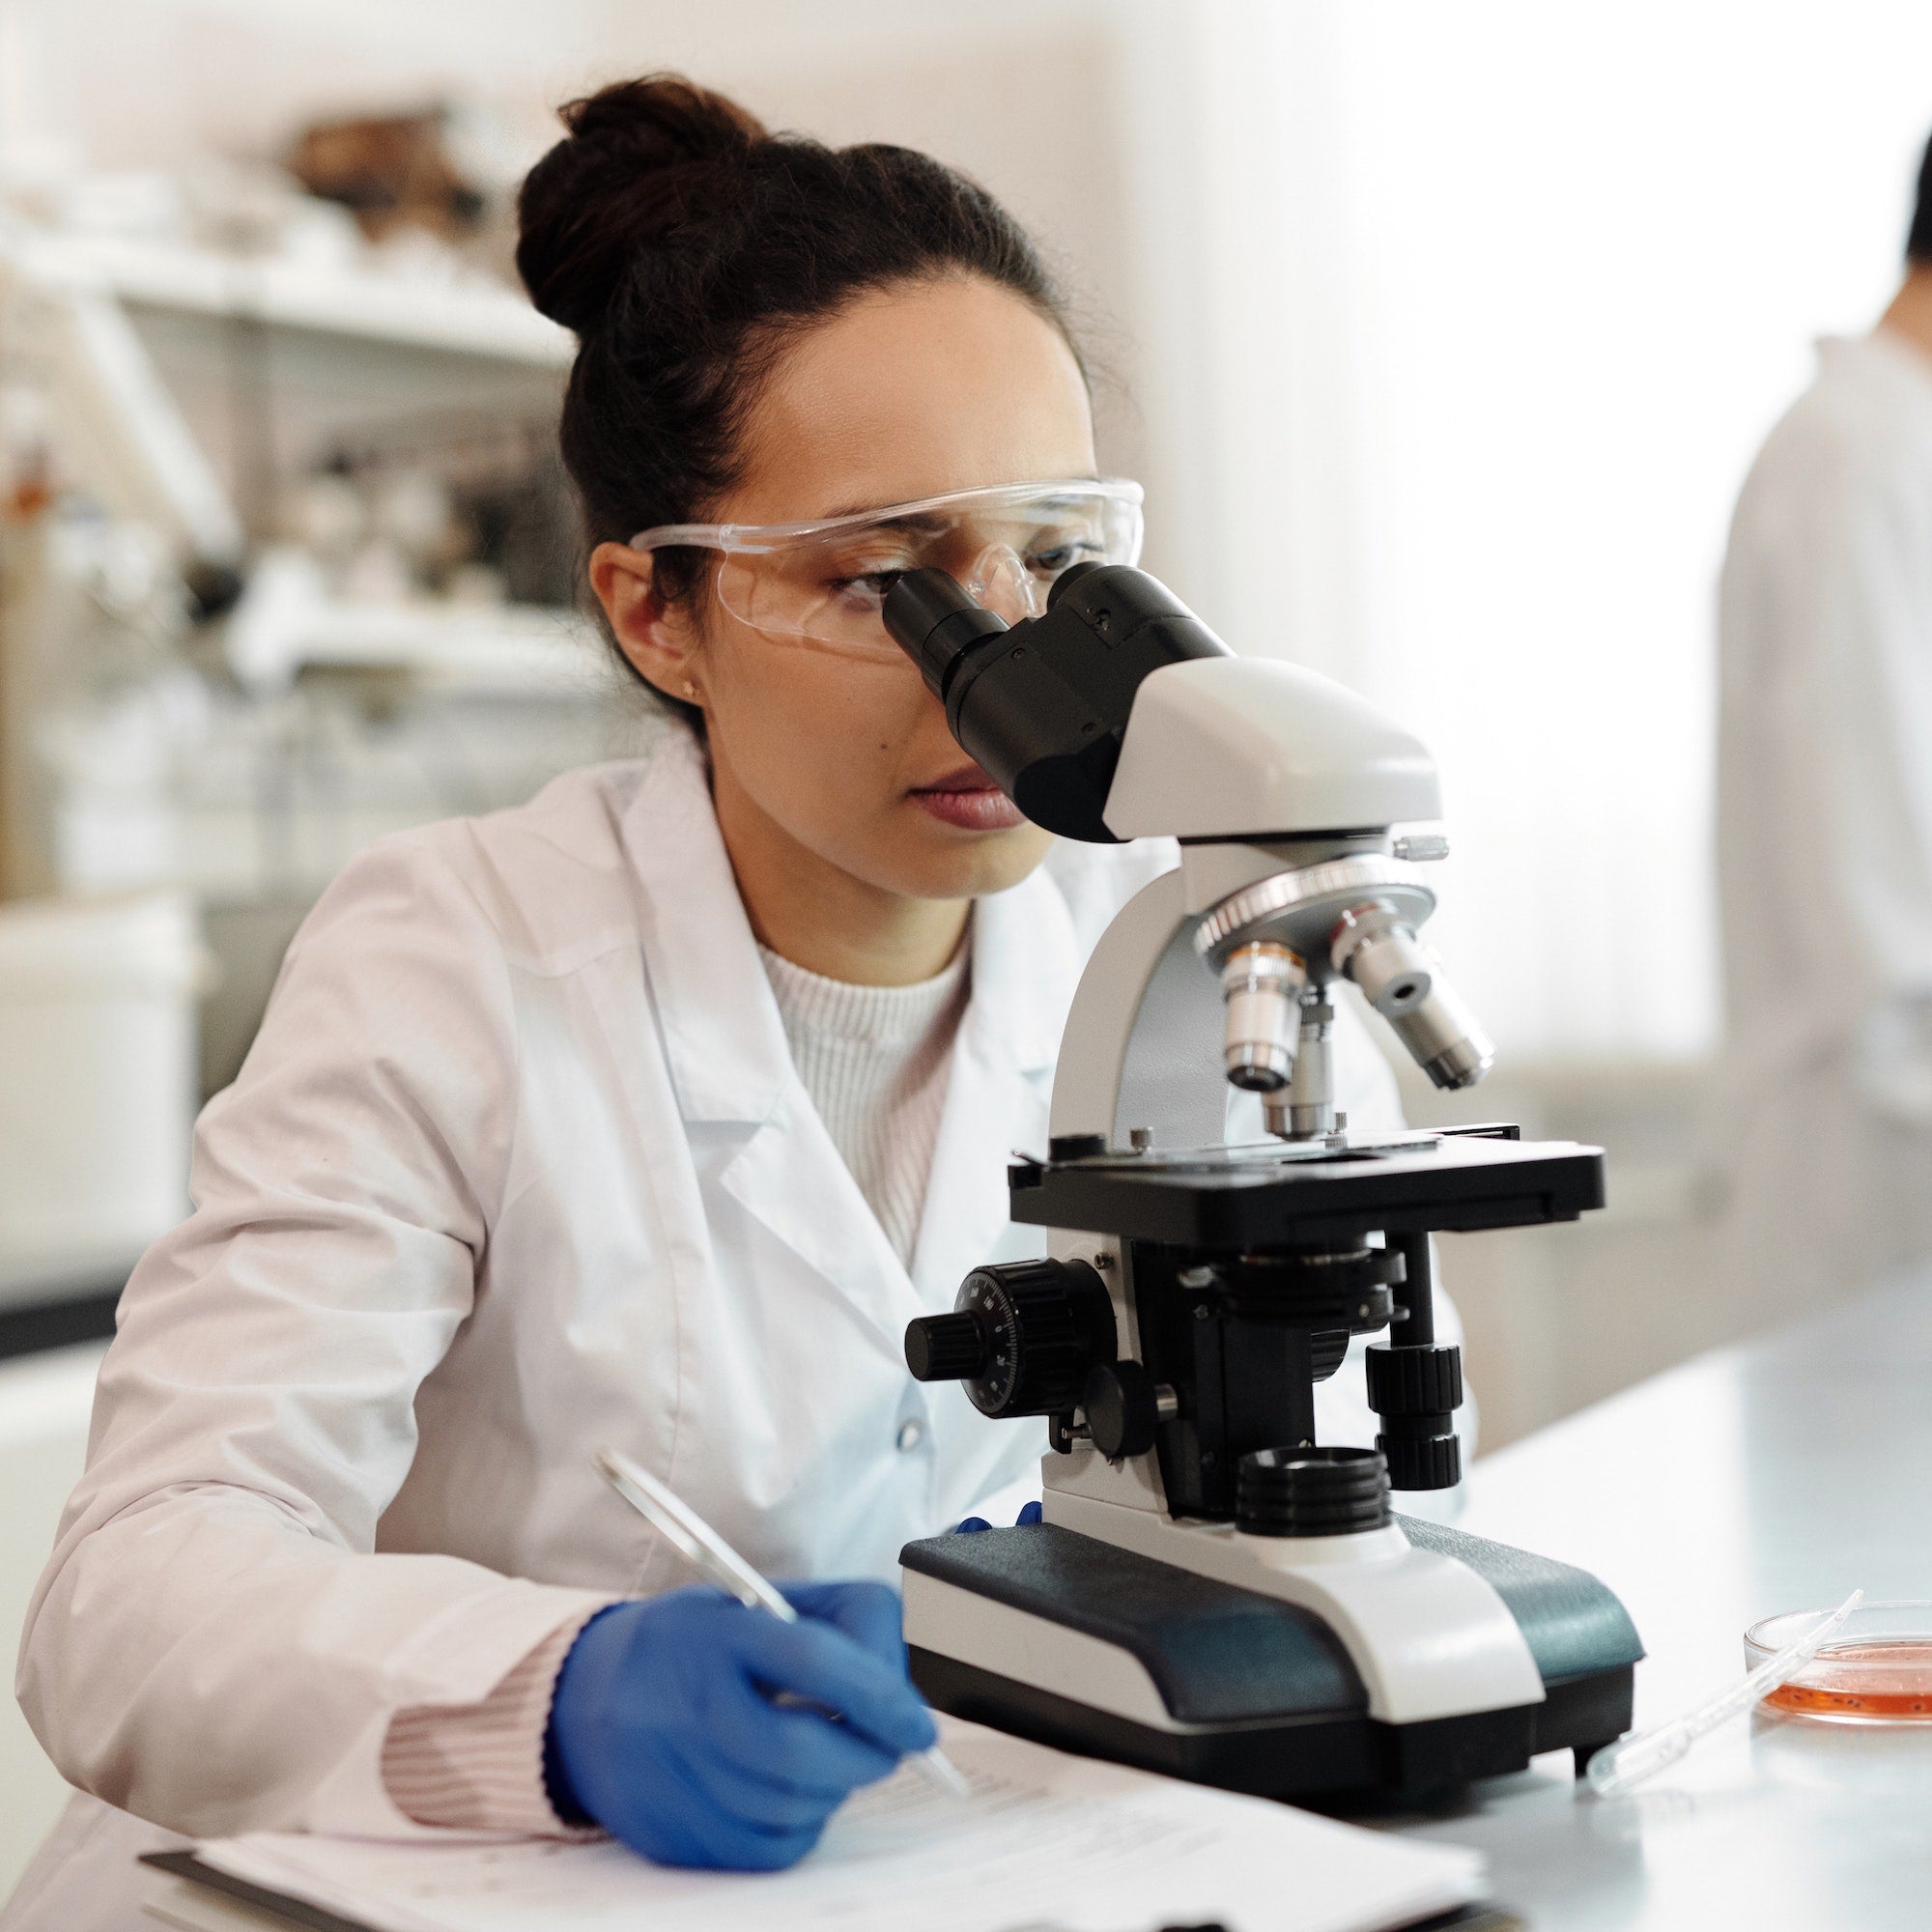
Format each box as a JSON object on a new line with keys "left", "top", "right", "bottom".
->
{"left": 895, "top": 1418, "right": 925, "bottom": 1452}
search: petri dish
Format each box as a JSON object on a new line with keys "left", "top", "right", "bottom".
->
{"left": 1746, "top": 1601, "right": 1932, "bottom": 1724}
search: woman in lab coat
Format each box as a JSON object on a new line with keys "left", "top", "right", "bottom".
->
{"left": 6, "top": 76, "right": 1410, "bottom": 1926}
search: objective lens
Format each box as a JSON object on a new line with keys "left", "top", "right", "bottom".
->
{"left": 1331, "top": 905, "right": 1435, "bottom": 1018}
{"left": 1220, "top": 942, "right": 1307, "bottom": 1093}
{"left": 1389, "top": 975, "right": 1495, "bottom": 1090}
{"left": 1332, "top": 901, "right": 1492, "bottom": 1091}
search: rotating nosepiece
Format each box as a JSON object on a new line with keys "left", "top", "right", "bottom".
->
{"left": 1195, "top": 854, "right": 1496, "bottom": 1104}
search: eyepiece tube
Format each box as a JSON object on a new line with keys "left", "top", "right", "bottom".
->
{"left": 1220, "top": 942, "right": 1307, "bottom": 1093}
{"left": 881, "top": 567, "right": 1009, "bottom": 699}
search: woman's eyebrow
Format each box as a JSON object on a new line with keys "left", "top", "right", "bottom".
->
{"left": 814, "top": 477, "right": 1106, "bottom": 525}
{"left": 867, "top": 512, "right": 952, "bottom": 536}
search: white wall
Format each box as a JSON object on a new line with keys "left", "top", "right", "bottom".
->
{"left": 1101, "top": 0, "right": 1932, "bottom": 1065}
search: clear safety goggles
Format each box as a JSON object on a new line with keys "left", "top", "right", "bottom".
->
{"left": 628, "top": 477, "right": 1145, "bottom": 662}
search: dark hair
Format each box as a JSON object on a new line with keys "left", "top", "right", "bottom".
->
{"left": 516, "top": 74, "right": 1082, "bottom": 707}
{"left": 1913, "top": 130, "right": 1932, "bottom": 265}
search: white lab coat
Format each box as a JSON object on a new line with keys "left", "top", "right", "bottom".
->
{"left": 1716, "top": 329, "right": 1932, "bottom": 1323}
{"left": 6, "top": 724, "right": 1410, "bottom": 1931}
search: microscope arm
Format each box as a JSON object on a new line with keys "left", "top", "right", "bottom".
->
{"left": 1049, "top": 870, "right": 1225, "bottom": 1147}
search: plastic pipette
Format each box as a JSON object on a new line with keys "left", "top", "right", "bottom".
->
{"left": 1587, "top": 1587, "right": 1863, "bottom": 1798}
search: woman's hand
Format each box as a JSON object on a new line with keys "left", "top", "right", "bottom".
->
{"left": 543, "top": 1582, "right": 936, "bottom": 1870}
{"left": 953, "top": 1499, "right": 1044, "bottom": 1533}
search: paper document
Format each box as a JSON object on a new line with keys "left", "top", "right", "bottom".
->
{"left": 168, "top": 1719, "right": 1484, "bottom": 1932}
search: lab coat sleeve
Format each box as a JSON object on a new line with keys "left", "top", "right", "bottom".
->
{"left": 15, "top": 831, "right": 611, "bottom": 1840}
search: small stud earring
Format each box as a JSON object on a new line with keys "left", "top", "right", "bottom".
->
{"left": 682, "top": 682, "right": 700, "bottom": 702}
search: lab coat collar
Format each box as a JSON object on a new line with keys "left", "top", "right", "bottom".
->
{"left": 617, "top": 726, "right": 790, "bottom": 1127}
{"left": 909, "top": 862, "right": 1083, "bottom": 1303}
{"left": 961, "top": 860, "right": 1078, "bottom": 1078}
{"left": 617, "top": 724, "right": 1083, "bottom": 1346}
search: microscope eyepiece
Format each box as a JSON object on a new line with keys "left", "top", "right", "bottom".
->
{"left": 880, "top": 563, "right": 1232, "bottom": 842}
{"left": 1044, "top": 558, "right": 1104, "bottom": 608}
{"left": 882, "top": 567, "right": 1009, "bottom": 698}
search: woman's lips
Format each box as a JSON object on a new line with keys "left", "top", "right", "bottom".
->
{"left": 910, "top": 766, "right": 1027, "bottom": 832}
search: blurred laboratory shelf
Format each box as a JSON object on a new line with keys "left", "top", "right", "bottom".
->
{"left": 1380, "top": 1267, "right": 1932, "bottom": 1930}
{"left": 0, "top": 1340, "right": 106, "bottom": 1896}
{"left": 0, "top": 1243, "right": 126, "bottom": 1354}
{"left": 224, "top": 588, "right": 605, "bottom": 695}
{"left": 7, "top": 230, "right": 572, "bottom": 365}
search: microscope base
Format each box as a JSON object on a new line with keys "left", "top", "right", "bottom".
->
{"left": 900, "top": 1519, "right": 1641, "bottom": 1803}
{"left": 909, "top": 1647, "right": 1634, "bottom": 1802}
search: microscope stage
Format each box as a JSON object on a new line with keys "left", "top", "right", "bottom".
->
{"left": 1009, "top": 1127, "right": 1605, "bottom": 1247}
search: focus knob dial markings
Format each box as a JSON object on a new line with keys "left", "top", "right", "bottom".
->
{"left": 904, "top": 1258, "right": 1118, "bottom": 1419}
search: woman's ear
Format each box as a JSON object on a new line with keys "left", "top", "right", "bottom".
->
{"left": 588, "top": 543, "right": 705, "bottom": 707}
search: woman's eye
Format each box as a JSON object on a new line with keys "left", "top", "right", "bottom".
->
{"left": 1026, "top": 539, "right": 1102, "bottom": 578}
{"left": 823, "top": 569, "right": 905, "bottom": 608}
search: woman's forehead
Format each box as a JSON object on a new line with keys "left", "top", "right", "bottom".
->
{"left": 730, "top": 276, "right": 1094, "bottom": 524}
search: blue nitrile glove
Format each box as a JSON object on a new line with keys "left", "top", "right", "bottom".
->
{"left": 543, "top": 1582, "right": 936, "bottom": 1871}
{"left": 954, "top": 1500, "right": 1043, "bottom": 1532}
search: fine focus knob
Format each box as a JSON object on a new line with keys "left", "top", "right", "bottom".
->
{"left": 904, "top": 1259, "right": 1117, "bottom": 1420}
{"left": 904, "top": 1312, "right": 989, "bottom": 1383}
{"left": 1081, "top": 1360, "right": 1161, "bottom": 1460}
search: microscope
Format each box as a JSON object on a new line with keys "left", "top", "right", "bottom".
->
{"left": 883, "top": 563, "right": 1642, "bottom": 1801}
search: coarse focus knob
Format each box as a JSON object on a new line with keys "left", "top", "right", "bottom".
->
{"left": 905, "top": 1259, "right": 1117, "bottom": 1421}
{"left": 904, "top": 1312, "right": 989, "bottom": 1383}
{"left": 1366, "top": 1343, "right": 1463, "bottom": 1492}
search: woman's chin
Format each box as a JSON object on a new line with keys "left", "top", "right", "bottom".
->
{"left": 893, "top": 815, "right": 1054, "bottom": 899}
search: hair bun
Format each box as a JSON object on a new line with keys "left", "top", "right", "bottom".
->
{"left": 517, "top": 74, "right": 768, "bottom": 337}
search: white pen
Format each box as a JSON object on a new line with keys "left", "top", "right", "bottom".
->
{"left": 594, "top": 1446, "right": 971, "bottom": 1800}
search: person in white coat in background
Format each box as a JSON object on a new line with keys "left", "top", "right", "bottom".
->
{"left": 1717, "top": 129, "right": 1932, "bottom": 1328}
{"left": 6, "top": 74, "right": 1449, "bottom": 1929}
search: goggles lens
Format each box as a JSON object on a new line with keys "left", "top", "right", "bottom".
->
{"left": 637, "top": 481, "right": 1143, "bottom": 661}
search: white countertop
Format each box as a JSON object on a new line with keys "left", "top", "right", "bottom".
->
{"left": 1379, "top": 1272, "right": 1932, "bottom": 1928}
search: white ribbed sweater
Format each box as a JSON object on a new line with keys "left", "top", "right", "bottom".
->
{"left": 757, "top": 938, "right": 972, "bottom": 1264}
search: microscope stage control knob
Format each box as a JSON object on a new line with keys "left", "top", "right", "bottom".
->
{"left": 1365, "top": 1341, "right": 1463, "bottom": 1412}
{"left": 904, "top": 1259, "right": 1117, "bottom": 1421}
{"left": 1378, "top": 1431, "right": 1462, "bottom": 1491}
{"left": 1365, "top": 1343, "right": 1464, "bottom": 1492}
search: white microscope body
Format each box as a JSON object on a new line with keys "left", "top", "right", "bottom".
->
{"left": 886, "top": 565, "right": 1639, "bottom": 1798}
